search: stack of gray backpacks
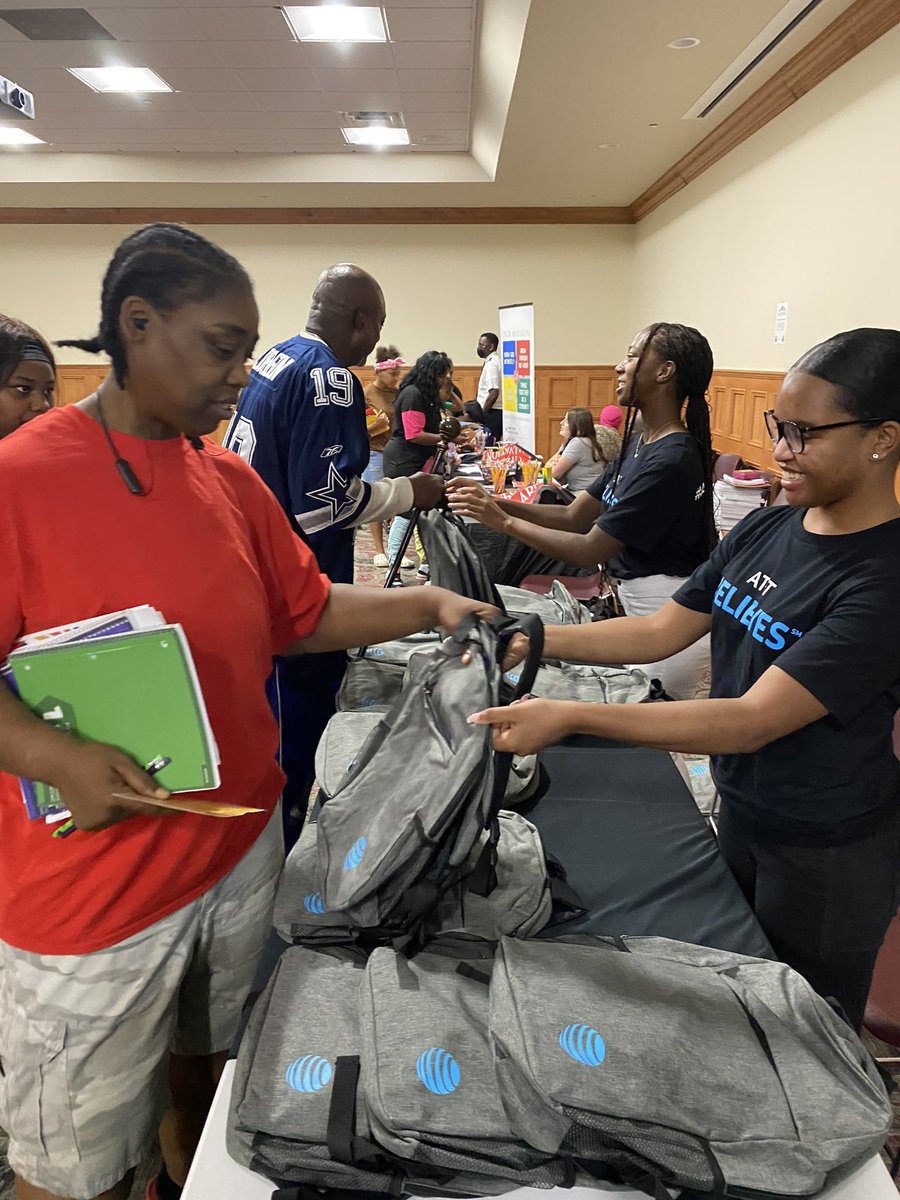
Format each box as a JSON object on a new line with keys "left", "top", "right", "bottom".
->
{"left": 229, "top": 609, "right": 892, "bottom": 1200}
{"left": 229, "top": 934, "right": 892, "bottom": 1200}
{"left": 278, "top": 612, "right": 568, "bottom": 952}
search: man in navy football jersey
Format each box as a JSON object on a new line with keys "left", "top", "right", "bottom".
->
{"left": 224, "top": 263, "right": 443, "bottom": 845}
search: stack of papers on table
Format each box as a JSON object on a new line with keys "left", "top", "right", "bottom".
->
{"left": 714, "top": 480, "right": 766, "bottom": 534}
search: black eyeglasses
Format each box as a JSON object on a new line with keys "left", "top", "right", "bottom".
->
{"left": 763, "top": 410, "right": 881, "bottom": 454}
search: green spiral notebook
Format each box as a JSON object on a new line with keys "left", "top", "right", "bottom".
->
{"left": 7, "top": 625, "right": 220, "bottom": 818}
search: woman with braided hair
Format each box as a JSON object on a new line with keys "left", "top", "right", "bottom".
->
{"left": 0, "top": 223, "right": 494, "bottom": 1200}
{"left": 472, "top": 327, "right": 900, "bottom": 1032}
{"left": 448, "top": 322, "right": 716, "bottom": 697}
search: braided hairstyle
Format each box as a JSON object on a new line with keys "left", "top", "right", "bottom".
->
{"left": 612, "top": 322, "right": 717, "bottom": 557}
{"left": 57, "top": 224, "right": 250, "bottom": 387}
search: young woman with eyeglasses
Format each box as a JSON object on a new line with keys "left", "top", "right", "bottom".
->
{"left": 471, "top": 327, "right": 900, "bottom": 1031}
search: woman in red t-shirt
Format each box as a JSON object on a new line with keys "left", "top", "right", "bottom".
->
{"left": 0, "top": 224, "right": 493, "bottom": 1200}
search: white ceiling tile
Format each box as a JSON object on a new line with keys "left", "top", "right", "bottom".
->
{"left": 385, "top": 0, "right": 472, "bottom": 7}
{"left": 7, "top": 66, "right": 87, "bottom": 93}
{"left": 390, "top": 40, "right": 470, "bottom": 69}
{"left": 87, "top": 8, "right": 207, "bottom": 42}
{"left": 202, "top": 40, "right": 312, "bottom": 68}
{"left": 397, "top": 68, "right": 468, "bottom": 91}
{"left": 401, "top": 91, "right": 468, "bottom": 112}
{"left": 314, "top": 68, "right": 399, "bottom": 93}
{"left": 294, "top": 42, "right": 394, "bottom": 69}
{"left": 157, "top": 66, "right": 246, "bottom": 91}
{"left": 323, "top": 90, "right": 403, "bottom": 110}
{"left": 387, "top": 9, "right": 472, "bottom": 41}
{"left": 255, "top": 91, "right": 335, "bottom": 112}
{"left": 0, "top": 22, "right": 32, "bottom": 44}
{"left": 234, "top": 67, "right": 321, "bottom": 91}
{"left": 406, "top": 111, "right": 467, "bottom": 131}
{"left": 188, "top": 6, "right": 291, "bottom": 40}
{"left": 152, "top": 89, "right": 264, "bottom": 111}
{"left": 240, "top": 108, "right": 338, "bottom": 128}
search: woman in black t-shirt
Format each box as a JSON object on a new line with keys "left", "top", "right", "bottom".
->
{"left": 383, "top": 350, "right": 452, "bottom": 569}
{"left": 447, "top": 323, "right": 718, "bottom": 697}
{"left": 470, "top": 327, "right": 900, "bottom": 1030}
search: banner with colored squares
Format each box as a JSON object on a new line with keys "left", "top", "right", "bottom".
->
{"left": 498, "top": 302, "right": 535, "bottom": 453}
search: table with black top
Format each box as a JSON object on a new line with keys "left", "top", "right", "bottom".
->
{"left": 182, "top": 738, "right": 894, "bottom": 1200}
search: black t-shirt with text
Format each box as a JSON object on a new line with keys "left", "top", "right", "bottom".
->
{"left": 675, "top": 506, "right": 900, "bottom": 846}
{"left": 382, "top": 383, "right": 441, "bottom": 479}
{"left": 587, "top": 432, "right": 708, "bottom": 579}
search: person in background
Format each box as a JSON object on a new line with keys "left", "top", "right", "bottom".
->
{"left": 383, "top": 350, "right": 453, "bottom": 579}
{"left": 471, "top": 327, "right": 900, "bottom": 1032}
{"left": 543, "top": 407, "right": 616, "bottom": 492}
{"left": 596, "top": 403, "right": 624, "bottom": 460}
{"left": 363, "top": 343, "right": 412, "bottom": 569}
{"left": 0, "top": 314, "right": 56, "bottom": 439}
{"left": 466, "top": 331, "right": 502, "bottom": 442}
{"left": 223, "top": 266, "right": 444, "bottom": 847}
{"left": 0, "top": 223, "right": 493, "bottom": 1200}
{"left": 449, "top": 323, "right": 717, "bottom": 698}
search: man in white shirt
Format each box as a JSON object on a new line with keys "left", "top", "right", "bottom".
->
{"left": 470, "top": 331, "right": 503, "bottom": 442}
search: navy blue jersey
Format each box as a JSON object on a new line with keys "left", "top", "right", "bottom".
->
{"left": 224, "top": 333, "right": 371, "bottom": 583}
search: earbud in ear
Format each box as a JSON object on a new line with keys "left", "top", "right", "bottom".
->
{"left": 133, "top": 318, "right": 147, "bottom": 330}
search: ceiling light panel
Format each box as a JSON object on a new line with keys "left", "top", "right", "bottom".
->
{"left": 282, "top": 5, "right": 388, "bottom": 43}
{"left": 342, "top": 125, "right": 409, "bottom": 146}
{"left": 67, "top": 66, "right": 172, "bottom": 93}
{"left": 0, "top": 126, "right": 45, "bottom": 145}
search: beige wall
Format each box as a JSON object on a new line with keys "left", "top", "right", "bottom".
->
{"left": 0, "top": 222, "right": 635, "bottom": 368}
{"left": 630, "top": 22, "right": 900, "bottom": 372}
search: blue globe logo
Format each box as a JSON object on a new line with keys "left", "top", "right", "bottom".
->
{"left": 416, "top": 1047, "right": 461, "bottom": 1095}
{"left": 285, "top": 1054, "right": 333, "bottom": 1093}
{"left": 343, "top": 836, "right": 367, "bottom": 871}
{"left": 303, "top": 892, "right": 326, "bottom": 914}
{"left": 559, "top": 1023, "right": 605, "bottom": 1066}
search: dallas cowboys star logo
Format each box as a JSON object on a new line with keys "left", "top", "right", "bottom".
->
{"left": 306, "top": 462, "right": 360, "bottom": 521}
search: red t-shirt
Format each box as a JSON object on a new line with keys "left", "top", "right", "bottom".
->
{"left": 0, "top": 405, "right": 330, "bottom": 954}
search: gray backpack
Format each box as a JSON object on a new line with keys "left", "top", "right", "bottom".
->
{"left": 274, "top": 809, "right": 555, "bottom": 946}
{"left": 358, "top": 941, "right": 569, "bottom": 1192}
{"left": 336, "top": 657, "right": 406, "bottom": 714}
{"left": 417, "top": 507, "right": 504, "bottom": 607}
{"left": 314, "top": 613, "right": 544, "bottom": 946}
{"left": 489, "top": 934, "right": 892, "bottom": 1198}
{"left": 314, "top": 709, "right": 540, "bottom": 808}
{"left": 510, "top": 660, "right": 653, "bottom": 705}
{"left": 227, "top": 944, "right": 400, "bottom": 1195}
{"left": 497, "top": 580, "right": 590, "bottom": 626}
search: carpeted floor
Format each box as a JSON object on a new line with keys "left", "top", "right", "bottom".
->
{"left": 1, "top": 526, "right": 897, "bottom": 1195}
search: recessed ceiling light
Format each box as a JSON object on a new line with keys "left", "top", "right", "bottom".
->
{"left": 282, "top": 5, "right": 387, "bottom": 43}
{"left": 0, "top": 126, "right": 45, "bottom": 145}
{"left": 597, "top": 143, "right": 620, "bottom": 150}
{"left": 67, "top": 66, "right": 172, "bottom": 93}
{"left": 668, "top": 37, "right": 700, "bottom": 49}
{"left": 342, "top": 125, "right": 409, "bottom": 146}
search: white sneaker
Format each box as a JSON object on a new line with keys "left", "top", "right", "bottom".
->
{"left": 373, "top": 553, "right": 389, "bottom": 568}
{"left": 399, "top": 557, "right": 417, "bottom": 570}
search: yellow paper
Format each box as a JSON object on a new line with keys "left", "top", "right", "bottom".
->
{"left": 112, "top": 793, "right": 263, "bottom": 817}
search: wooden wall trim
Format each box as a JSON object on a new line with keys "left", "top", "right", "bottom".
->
{"left": 630, "top": 0, "right": 900, "bottom": 222}
{"left": 0, "top": 206, "right": 634, "bottom": 227}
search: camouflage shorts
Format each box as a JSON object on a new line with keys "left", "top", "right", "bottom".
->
{"left": 0, "top": 812, "right": 282, "bottom": 1198}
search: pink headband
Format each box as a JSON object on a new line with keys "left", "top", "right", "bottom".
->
{"left": 375, "top": 357, "right": 406, "bottom": 371}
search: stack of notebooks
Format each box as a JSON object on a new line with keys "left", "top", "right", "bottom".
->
{"left": 3, "top": 606, "right": 257, "bottom": 824}
{"left": 714, "top": 470, "right": 769, "bottom": 534}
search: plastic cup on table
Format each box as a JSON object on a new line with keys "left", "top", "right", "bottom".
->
{"left": 490, "top": 463, "right": 508, "bottom": 495}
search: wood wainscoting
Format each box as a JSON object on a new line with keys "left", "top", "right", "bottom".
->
{"left": 52, "top": 362, "right": 900, "bottom": 499}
